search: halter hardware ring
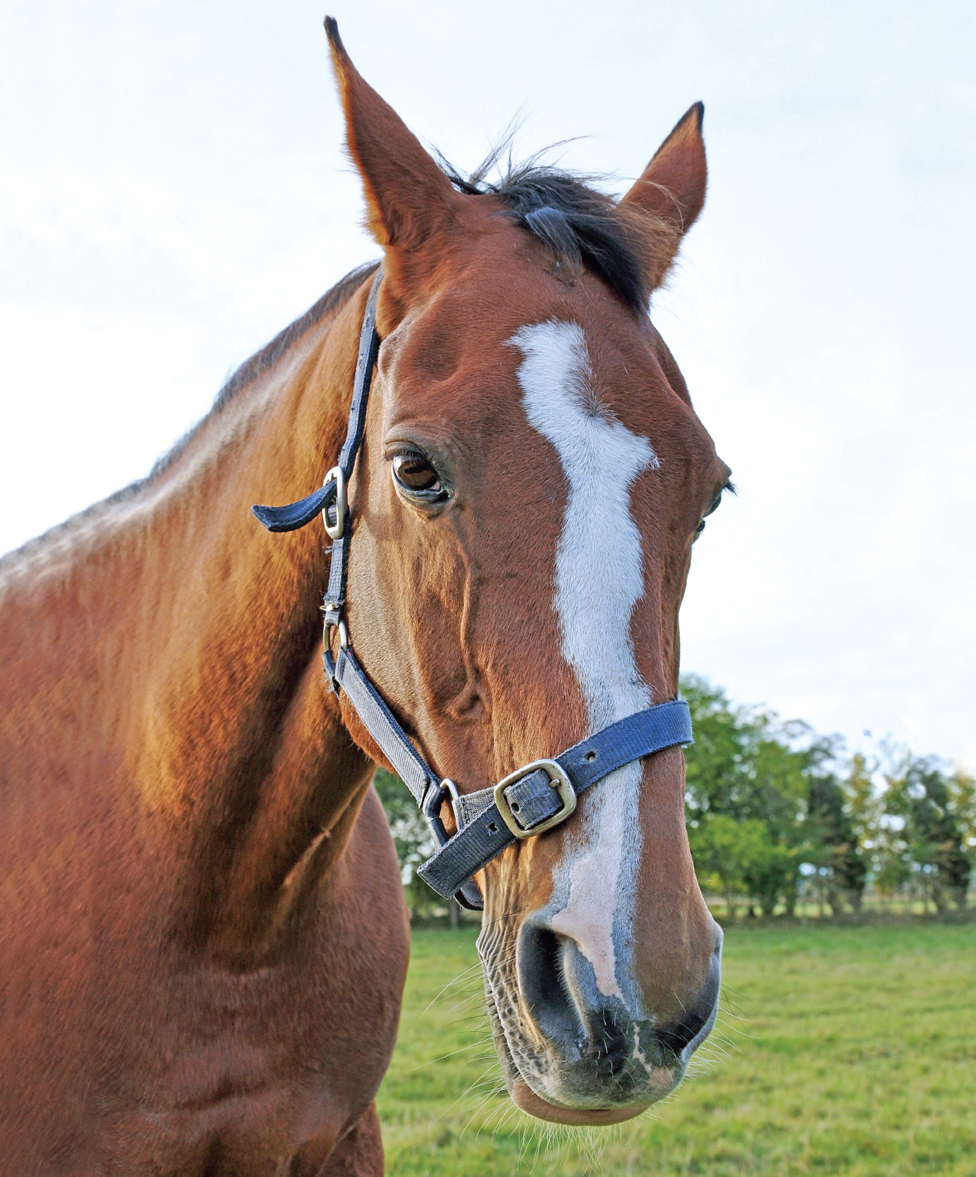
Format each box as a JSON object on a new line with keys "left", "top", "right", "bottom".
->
{"left": 422, "top": 777, "right": 459, "bottom": 847}
{"left": 440, "top": 778, "right": 461, "bottom": 828}
{"left": 324, "top": 616, "right": 348, "bottom": 651}
{"left": 323, "top": 465, "right": 346, "bottom": 540}
{"left": 493, "top": 759, "right": 576, "bottom": 839}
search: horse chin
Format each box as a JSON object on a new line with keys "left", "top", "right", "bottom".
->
{"left": 509, "top": 1080, "right": 649, "bottom": 1125}
{"left": 485, "top": 985, "right": 680, "bottom": 1126}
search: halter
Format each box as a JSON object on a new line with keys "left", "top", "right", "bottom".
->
{"left": 252, "top": 270, "right": 693, "bottom": 910}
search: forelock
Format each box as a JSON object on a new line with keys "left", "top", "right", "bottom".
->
{"left": 438, "top": 155, "right": 649, "bottom": 314}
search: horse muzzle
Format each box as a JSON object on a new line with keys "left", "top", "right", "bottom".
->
{"left": 487, "top": 917, "right": 723, "bottom": 1122}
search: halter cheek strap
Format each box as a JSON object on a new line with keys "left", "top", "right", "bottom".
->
{"left": 252, "top": 269, "right": 693, "bottom": 911}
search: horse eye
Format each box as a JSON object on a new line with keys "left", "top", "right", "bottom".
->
{"left": 694, "top": 519, "right": 706, "bottom": 541}
{"left": 392, "top": 452, "right": 445, "bottom": 497}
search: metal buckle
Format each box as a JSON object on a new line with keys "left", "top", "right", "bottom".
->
{"left": 323, "top": 465, "right": 346, "bottom": 540}
{"left": 493, "top": 759, "right": 576, "bottom": 839}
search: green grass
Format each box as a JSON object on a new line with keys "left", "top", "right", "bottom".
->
{"left": 377, "top": 922, "right": 975, "bottom": 1176}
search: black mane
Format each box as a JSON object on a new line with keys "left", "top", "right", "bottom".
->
{"left": 439, "top": 155, "right": 647, "bottom": 314}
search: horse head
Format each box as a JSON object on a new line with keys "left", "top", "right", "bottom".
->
{"left": 324, "top": 22, "right": 730, "bottom": 1125}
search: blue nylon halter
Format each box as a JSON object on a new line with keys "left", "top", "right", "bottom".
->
{"left": 252, "top": 270, "right": 693, "bottom": 910}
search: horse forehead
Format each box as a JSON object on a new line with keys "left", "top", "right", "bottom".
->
{"left": 386, "top": 233, "right": 653, "bottom": 378}
{"left": 386, "top": 299, "right": 663, "bottom": 429}
{"left": 506, "top": 316, "right": 683, "bottom": 448}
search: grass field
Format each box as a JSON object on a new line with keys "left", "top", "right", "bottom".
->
{"left": 377, "top": 922, "right": 975, "bottom": 1176}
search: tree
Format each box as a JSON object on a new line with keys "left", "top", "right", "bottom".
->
{"left": 372, "top": 768, "right": 438, "bottom": 919}
{"left": 807, "top": 771, "right": 867, "bottom": 913}
{"left": 688, "top": 814, "right": 752, "bottom": 919}
{"left": 948, "top": 768, "right": 976, "bottom": 906}
{"left": 883, "top": 755, "right": 973, "bottom": 913}
{"left": 682, "top": 676, "right": 830, "bottom": 915}
{"left": 842, "top": 752, "right": 883, "bottom": 898}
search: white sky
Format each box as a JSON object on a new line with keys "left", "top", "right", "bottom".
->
{"left": 2, "top": 1, "right": 974, "bottom": 768}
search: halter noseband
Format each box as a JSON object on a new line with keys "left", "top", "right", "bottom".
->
{"left": 252, "top": 270, "right": 693, "bottom": 910}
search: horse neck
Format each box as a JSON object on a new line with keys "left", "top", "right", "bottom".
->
{"left": 163, "top": 292, "right": 389, "bottom": 958}
{"left": 90, "top": 285, "right": 374, "bottom": 962}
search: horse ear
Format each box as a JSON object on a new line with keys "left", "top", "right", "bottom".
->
{"left": 325, "top": 18, "right": 459, "bottom": 250}
{"left": 619, "top": 103, "right": 707, "bottom": 289}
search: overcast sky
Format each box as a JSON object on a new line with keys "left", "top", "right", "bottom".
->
{"left": 2, "top": 1, "right": 973, "bottom": 768}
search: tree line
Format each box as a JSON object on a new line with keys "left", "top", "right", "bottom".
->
{"left": 682, "top": 676, "right": 973, "bottom": 918}
{"left": 375, "top": 676, "right": 975, "bottom": 920}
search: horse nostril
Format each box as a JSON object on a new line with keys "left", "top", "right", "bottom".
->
{"left": 654, "top": 938, "right": 722, "bottom": 1060}
{"left": 654, "top": 1010, "right": 708, "bottom": 1057}
{"left": 518, "top": 925, "right": 582, "bottom": 1046}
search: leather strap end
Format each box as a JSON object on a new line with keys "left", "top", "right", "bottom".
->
{"left": 252, "top": 481, "right": 335, "bottom": 533}
{"left": 454, "top": 880, "right": 484, "bottom": 910}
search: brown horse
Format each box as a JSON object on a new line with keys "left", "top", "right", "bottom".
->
{"left": 0, "top": 20, "right": 730, "bottom": 1174}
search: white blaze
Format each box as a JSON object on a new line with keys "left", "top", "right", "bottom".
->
{"left": 511, "top": 321, "right": 658, "bottom": 1001}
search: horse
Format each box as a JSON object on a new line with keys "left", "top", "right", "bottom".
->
{"left": 0, "top": 18, "right": 731, "bottom": 1174}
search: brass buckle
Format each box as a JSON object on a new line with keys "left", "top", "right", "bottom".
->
{"left": 493, "top": 759, "right": 576, "bottom": 839}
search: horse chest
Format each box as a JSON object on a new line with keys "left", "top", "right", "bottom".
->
{"left": 29, "top": 977, "right": 355, "bottom": 1174}
{"left": 107, "top": 1036, "right": 339, "bottom": 1176}
{"left": 3, "top": 907, "right": 402, "bottom": 1173}
{"left": 117, "top": 958, "right": 379, "bottom": 1162}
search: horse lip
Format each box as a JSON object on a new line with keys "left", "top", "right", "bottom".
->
{"left": 507, "top": 1048, "right": 683, "bottom": 1117}
{"left": 510, "top": 1079, "right": 649, "bottom": 1125}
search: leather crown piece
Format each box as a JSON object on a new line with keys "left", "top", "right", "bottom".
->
{"left": 252, "top": 269, "right": 694, "bottom": 910}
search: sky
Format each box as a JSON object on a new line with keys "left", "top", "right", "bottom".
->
{"left": 1, "top": 1, "right": 974, "bottom": 768}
